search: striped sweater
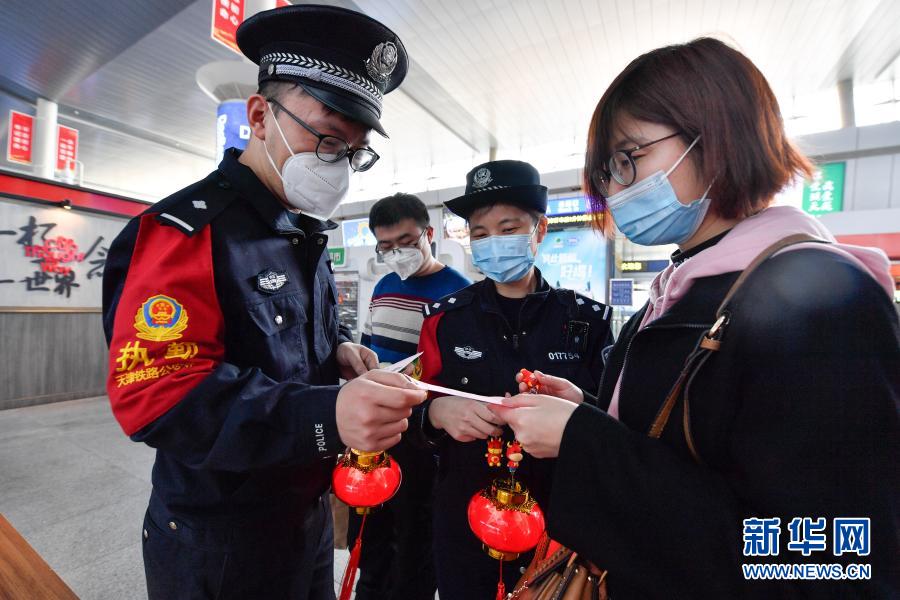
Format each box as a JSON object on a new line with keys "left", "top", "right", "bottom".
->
{"left": 361, "top": 266, "right": 471, "bottom": 365}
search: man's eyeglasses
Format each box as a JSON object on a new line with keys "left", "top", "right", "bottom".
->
{"left": 375, "top": 228, "right": 427, "bottom": 257}
{"left": 591, "top": 131, "right": 683, "bottom": 196}
{"left": 269, "top": 99, "right": 380, "bottom": 172}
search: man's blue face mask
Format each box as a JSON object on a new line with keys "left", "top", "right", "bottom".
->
{"left": 606, "top": 136, "right": 712, "bottom": 246}
{"left": 470, "top": 224, "right": 539, "bottom": 283}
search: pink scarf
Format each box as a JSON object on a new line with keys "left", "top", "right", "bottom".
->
{"left": 607, "top": 206, "right": 894, "bottom": 419}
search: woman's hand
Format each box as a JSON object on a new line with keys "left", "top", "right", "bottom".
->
{"left": 515, "top": 370, "right": 584, "bottom": 404}
{"left": 428, "top": 396, "right": 506, "bottom": 442}
{"left": 489, "top": 393, "right": 578, "bottom": 458}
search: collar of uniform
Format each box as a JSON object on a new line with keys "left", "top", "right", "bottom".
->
{"left": 218, "top": 148, "right": 338, "bottom": 236}
{"left": 478, "top": 267, "right": 551, "bottom": 317}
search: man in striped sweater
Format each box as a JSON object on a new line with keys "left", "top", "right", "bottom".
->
{"left": 350, "top": 192, "right": 470, "bottom": 600}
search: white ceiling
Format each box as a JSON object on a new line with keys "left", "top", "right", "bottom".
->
{"left": 1, "top": 0, "right": 899, "bottom": 202}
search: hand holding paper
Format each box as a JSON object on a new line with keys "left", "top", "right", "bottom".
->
{"left": 403, "top": 375, "right": 507, "bottom": 405}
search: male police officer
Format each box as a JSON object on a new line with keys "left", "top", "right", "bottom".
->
{"left": 412, "top": 160, "right": 614, "bottom": 599}
{"left": 102, "top": 6, "right": 425, "bottom": 599}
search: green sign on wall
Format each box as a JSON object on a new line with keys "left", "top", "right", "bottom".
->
{"left": 802, "top": 162, "right": 845, "bottom": 216}
{"left": 328, "top": 247, "right": 346, "bottom": 267}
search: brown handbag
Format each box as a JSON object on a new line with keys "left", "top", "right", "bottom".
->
{"left": 507, "top": 533, "right": 607, "bottom": 600}
{"left": 509, "top": 234, "right": 825, "bottom": 599}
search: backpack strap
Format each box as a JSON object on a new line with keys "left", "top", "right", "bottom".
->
{"left": 647, "top": 233, "right": 828, "bottom": 462}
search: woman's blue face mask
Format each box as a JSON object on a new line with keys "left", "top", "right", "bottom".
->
{"left": 470, "top": 224, "right": 538, "bottom": 283}
{"left": 606, "top": 136, "right": 712, "bottom": 246}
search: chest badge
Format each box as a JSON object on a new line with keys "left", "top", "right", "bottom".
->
{"left": 454, "top": 345, "right": 483, "bottom": 360}
{"left": 256, "top": 269, "right": 288, "bottom": 293}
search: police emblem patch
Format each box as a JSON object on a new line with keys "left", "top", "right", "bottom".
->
{"left": 472, "top": 168, "right": 492, "bottom": 189}
{"left": 454, "top": 346, "right": 483, "bottom": 360}
{"left": 133, "top": 295, "right": 188, "bottom": 342}
{"left": 257, "top": 269, "right": 288, "bottom": 293}
{"left": 366, "top": 41, "right": 398, "bottom": 83}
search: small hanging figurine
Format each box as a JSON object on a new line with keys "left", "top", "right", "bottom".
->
{"left": 505, "top": 368, "right": 541, "bottom": 480}
{"left": 506, "top": 440, "right": 523, "bottom": 478}
{"left": 486, "top": 436, "right": 503, "bottom": 467}
{"left": 520, "top": 368, "right": 541, "bottom": 393}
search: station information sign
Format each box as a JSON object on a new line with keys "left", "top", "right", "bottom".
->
{"left": 328, "top": 247, "right": 346, "bottom": 267}
{"left": 7, "top": 111, "right": 34, "bottom": 165}
{"left": 609, "top": 278, "right": 634, "bottom": 306}
{"left": 802, "top": 162, "right": 845, "bottom": 216}
{"left": 619, "top": 259, "right": 669, "bottom": 273}
{"left": 211, "top": 0, "right": 244, "bottom": 54}
{"left": 56, "top": 125, "right": 78, "bottom": 171}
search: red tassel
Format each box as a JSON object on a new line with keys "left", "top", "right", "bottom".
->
{"left": 339, "top": 512, "right": 367, "bottom": 600}
{"left": 495, "top": 558, "right": 506, "bottom": 600}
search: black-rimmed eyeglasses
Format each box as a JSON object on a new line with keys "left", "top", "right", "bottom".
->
{"left": 592, "top": 131, "right": 683, "bottom": 196}
{"left": 269, "top": 99, "right": 380, "bottom": 172}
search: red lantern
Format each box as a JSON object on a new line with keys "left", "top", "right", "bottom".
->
{"left": 332, "top": 448, "right": 402, "bottom": 512}
{"left": 469, "top": 478, "right": 545, "bottom": 599}
{"left": 468, "top": 478, "right": 546, "bottom": 561}
{"left": 333, "top": 449, "right": 402, "bottom": 600}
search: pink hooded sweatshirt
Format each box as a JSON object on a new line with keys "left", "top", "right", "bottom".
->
{"left": 608, "top": 205, "right": 894, "bottom": 419}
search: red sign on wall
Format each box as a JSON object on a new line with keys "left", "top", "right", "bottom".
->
{"left": 56, "top": 125, "right": 79, "bottom": 171}
{"left": 276, "top": 0, "right": 291, "bottom": 6}
{"left": 211, "top": 0, "right": 244, "bottom": 55}
{"left": 7, "top": 110, "right": 34, "bottom": 165}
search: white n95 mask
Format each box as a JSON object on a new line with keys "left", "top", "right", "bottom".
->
{"left": 264, "top": 104, "right": 351, "bottom": 221}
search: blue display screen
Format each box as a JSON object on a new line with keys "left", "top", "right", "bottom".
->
{"left": 535, "top": 228, "right": 606, "bottom": 300}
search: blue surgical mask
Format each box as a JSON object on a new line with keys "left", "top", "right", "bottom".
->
{"left": 606, "top": 136, "right": 712, "bottom": 246}
{"left": 470, "top": 228, "right": 537, "bottom": 283}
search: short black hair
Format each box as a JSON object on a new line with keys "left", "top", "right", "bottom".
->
{"left": 257, "top": 80, "right": 304, "bottom": 110}
{"left": 369, "top": 193, "right": 430, "bottom": 230}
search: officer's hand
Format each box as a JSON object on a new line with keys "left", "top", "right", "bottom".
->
{"left": 489, "top": 393, "right": 577, "bottom": 458}
{"left": 428, "top": 397, "right": 505, "bottom": 443}
{"left": 337, "top": 342, "right": 379, "bottom": 380}
{"left": 515, "top": 370, "right": 584, "bottom": 404}
{"left": 336, "top": 369, "right": 426, "bottom": 451}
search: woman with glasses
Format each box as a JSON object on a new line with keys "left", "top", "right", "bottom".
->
{"left": 492, "top": 38, "right": 899, "bottom": 597}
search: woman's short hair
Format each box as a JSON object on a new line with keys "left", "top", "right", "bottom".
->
{"left": 584, "top": 37, "right": 814, "bottom": 233}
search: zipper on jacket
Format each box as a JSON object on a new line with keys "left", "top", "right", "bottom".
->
{"left": 495, "top": 297, "right": 532, "bottom": 351}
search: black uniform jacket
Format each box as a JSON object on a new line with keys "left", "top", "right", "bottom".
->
{"left": 547, "top": 246, "right": 900, "bottom": 598}
{"left": 102, "top": 149, "right": 350, "bottom": 525}
{"left": 412, "top": 270, "right": 614, "bottom": 520}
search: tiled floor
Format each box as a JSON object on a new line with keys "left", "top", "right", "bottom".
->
{"left": 0, "top": 396, "right": 351, "bottom": 599}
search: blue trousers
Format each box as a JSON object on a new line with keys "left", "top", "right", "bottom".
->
{"left": 142, "top": 494, "right": 334, "bottom": 600}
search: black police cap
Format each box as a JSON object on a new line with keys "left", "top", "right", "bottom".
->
{"left": 445, "top": 160, "right": 548, "bottom": 220}
{"left": 236, "top": 4, "right": 408, "bottom": 137}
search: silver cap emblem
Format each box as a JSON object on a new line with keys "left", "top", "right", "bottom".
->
{"left": 366, "top": 41, "right": 398, "bottom": 84}
{"left": 472, "top": 168, "right": 492, "bottom": 189}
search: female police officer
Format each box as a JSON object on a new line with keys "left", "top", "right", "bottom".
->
{"left": 410, "top": 160, "right": 614, "bottom": 599}
{"left": 494, "top": 38, "right": 899, "bottom": 598}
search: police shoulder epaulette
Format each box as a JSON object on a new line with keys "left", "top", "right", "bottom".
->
{"left": 569, "top": 290, "right": 612, "bottom": 321}
{"left": 154, "top": 171, "right": 238, "bottom": 237}
{"left": 422, "top": 291, "right": 474, "bottom": 318}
